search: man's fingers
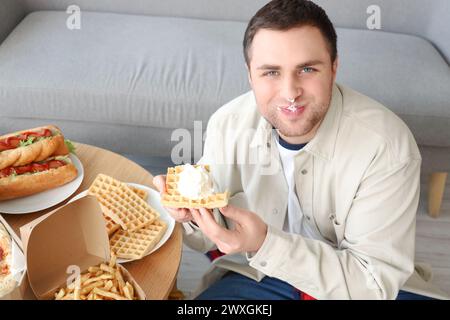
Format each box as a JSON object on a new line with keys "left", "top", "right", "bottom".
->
{"left": 155, "top": 175, "right": 194, "bottom": 222}
{"left": 152, "top": 175, "right": 166, "bottom": 194}
{"left": 198, "top": 208, "right": 215, "bottom": 223}
{"left": 182, "top": 208, "right": 193, "bottom": 220}
{"left": 192, "top": 208, "right": 234, "bottom": 243}
{"left": 190, "top": 209, "right": 204, "bottom": 228}
{"left": 165, "top": 207, "right": 192, "bottom": 223}
{"left": 219, "top": 205, "right": 245, "bottom": 222}
{"left": 176, "top": 208, "right": 192, "bottom": 221}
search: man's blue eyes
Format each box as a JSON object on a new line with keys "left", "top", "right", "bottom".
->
{"left": 263, "top": 67, "right": 314, "bottom": 76}
{"left": 264, "top": 71, "right": 280, "bottom": 76}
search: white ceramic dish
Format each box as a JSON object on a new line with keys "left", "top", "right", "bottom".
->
{"left": 0, "top": 154, "right": 84, "bottom": 214}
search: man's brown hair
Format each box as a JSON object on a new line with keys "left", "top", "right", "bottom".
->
{"left": 243, "top": 0, "right": 338, "bottom": 65}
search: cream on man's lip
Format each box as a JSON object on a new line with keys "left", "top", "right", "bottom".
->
{"left": 277, "top": 105, "right": 304, "bottom": 112}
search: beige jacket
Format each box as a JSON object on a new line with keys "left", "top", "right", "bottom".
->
{"left": 183, "top": 83, "right": 449, "bottom": 300}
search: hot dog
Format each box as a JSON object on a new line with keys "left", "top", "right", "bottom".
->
{"left": 0, "top": 155, "right": 78, "bottom": 201}
{"left": 0, "top": 125, "right": 78, "bottom": 201}
{"left": 0, "top": 125, "right": 69, "bottom": 170}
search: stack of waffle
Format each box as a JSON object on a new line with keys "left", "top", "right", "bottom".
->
{"left": 88, "top": 174, "right": 167, "bottom": 260}
{"left": 161, "top": 165, "right": 229, "bottom": 209}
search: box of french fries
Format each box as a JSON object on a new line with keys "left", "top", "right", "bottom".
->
{"left": 0, "top": 215, "right": 34, "bottom": 300}
{"left": 19, "top": 195, "right": 146, "bottom": 300}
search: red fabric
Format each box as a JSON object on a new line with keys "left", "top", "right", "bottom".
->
{"left": 295, "top": 288, "right": 317, "bottom": 300}
{"left": 301, "top": 292, "right": 317, "bottom": 300}
{"left": 206, "top": 249, "right": 225, "bottom": 262}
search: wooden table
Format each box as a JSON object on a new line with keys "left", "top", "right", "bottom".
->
{"left": 2, "top": 143, "right": 182, "bottom": 300}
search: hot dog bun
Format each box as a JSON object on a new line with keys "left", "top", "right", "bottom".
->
{"left": 0, "top": 125, "right": 69, "bottom": 170}
{"left": 0, "top": 162, "right": 78, "bottom": 201}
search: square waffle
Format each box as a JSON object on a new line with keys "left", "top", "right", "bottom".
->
{"left": 88, "top": 174, "right": 159, "bottom": 231}
{"left": 109, "top": 219, "right": 167, "bottom": 260}
{"left": 160, "top": 165, "right": 229, "bottom": 209}
{"left": 103, "top": 214, "right": 120, "bottom": 237}
{"left": 88, "top": 174, "right": 122, "bottom": 196}
{"left": 94, "top": 185, "right": 159, "bottom": 231}
{"left": 88, "top": 175, "right": 149, "bottom": 237}
{"left": 129, "top": 186, "right": 148, "bottom": 201}
{"left": 88, "top": 174, "right": 148, "bottom": 201}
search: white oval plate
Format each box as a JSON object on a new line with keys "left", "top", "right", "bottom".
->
{"left": 70, "top": 183, "right": 175, "bottom": 263}
{"left": 0, "top": 154, "right": 84, "bottom": 214}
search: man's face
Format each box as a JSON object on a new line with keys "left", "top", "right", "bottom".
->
{"left": 247, "top": 26, "right": 338, "bottom": 143}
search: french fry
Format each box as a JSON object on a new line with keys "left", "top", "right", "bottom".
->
{"left": 123, "top": 285, "right": 132, "bottom": 300}
{"left": 104, "top": 280, "right": 114, "bottom": 291}
{"left": 88, "top": 266, "right": 100, "bottom": 273}
{"left": 74, "top": 287, "right": 81, "bottom": 300}
{"left": 81, "top": 273, "right": 91, "bottom": 284}
{"left": 126, "top": 282, "right": 134, "bottom": 299}
{"left": 100, "top": 263, "right": 115, "bottom": 274}
{"left": 93, "top": 287, "right": 128, "bottom": 300}
{"left": 61, "top": 293, "right": 74, "bottom": 300}
{"left": 109, "top": 253, "right": 117, "bottom": 268}
{"left": 55, "top": 289, "right": 65, "bottom": 300}
{"left": 83, "top": 274, "right": 113, "bottom": 286}
{"left": 54, "top": 255, "right": 139, "bottom": 300}
{"left": 115, "top": 269, "right": 126, "bottom": 296}
{"left": 80, "top": 281, "right": 104, "bottom": 295}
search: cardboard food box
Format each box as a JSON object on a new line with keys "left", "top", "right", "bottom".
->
{"left": 19, "top": 195, "right": 146, "bottom": 300}
{"left": 0, "top": 214, "right": 33, "bottom": 300}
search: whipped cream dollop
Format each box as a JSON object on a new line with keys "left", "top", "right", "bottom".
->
{"left": 177, "top": 164, "right": 214, "bottom": 199}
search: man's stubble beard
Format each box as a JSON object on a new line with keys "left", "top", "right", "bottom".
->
{"left": 267, "top": 104, "right": 326, "bottom": 137}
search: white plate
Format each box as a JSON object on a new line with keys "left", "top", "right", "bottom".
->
{"left": 70, "top": 183, "right": 175, "bottom": 263}
{"left": 0, "top": 154, "right": 84, "bottom": 214}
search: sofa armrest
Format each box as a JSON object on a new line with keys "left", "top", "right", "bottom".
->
{"left": 0, "top": 0, "right": 26, "bottom": 45}
{"left": 426, "top": 0, "right": 450, "bottom": 65}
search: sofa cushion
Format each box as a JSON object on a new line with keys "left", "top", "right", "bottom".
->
{"left": 0, "top": 11, "right": 449, "bottom": 148}
{"left": 0, "top": 11, "right": 250, "bottom": 130}
{"left": 336, "top": 28, "right": 450, "bottom": 147}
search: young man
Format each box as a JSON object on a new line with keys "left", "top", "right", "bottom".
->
{"left": 154, "top": 0, "right": 440, "bottom": 299}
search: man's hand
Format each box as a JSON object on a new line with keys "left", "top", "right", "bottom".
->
{"left": 189, "top": 205, "right": 268, "bottom": 255}
{"left": 152, "top": 175, "right": 194, "bottom": 223}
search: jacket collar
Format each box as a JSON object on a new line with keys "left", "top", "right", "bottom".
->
{"left": 249, "top": 83, "right": 343, "bottom": 161}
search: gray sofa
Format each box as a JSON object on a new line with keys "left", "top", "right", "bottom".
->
{"left": 0, "top": 0, "right": 449, "bottom": 213}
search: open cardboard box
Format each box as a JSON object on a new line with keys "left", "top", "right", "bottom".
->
{"left": 19, "top": 195, "right": 146, "bottom": 300}
{"left": 0, "top": 215, "right": 33, "bottom": 300}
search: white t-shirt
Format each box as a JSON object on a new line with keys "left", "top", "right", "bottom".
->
{"left": 275, "top": 134, "right": 325, "bottom": 241}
